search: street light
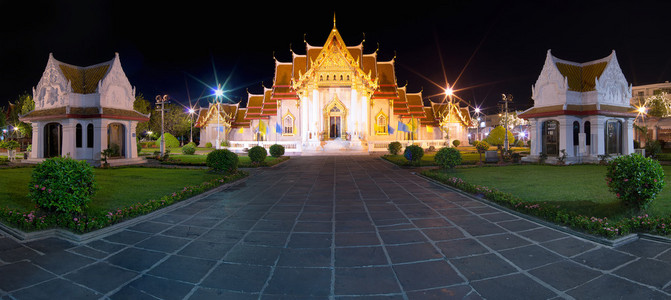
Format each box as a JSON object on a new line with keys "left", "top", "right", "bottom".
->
{"left": 500, "top": 94, "right": 513, "bottom": 151}
{"left": 211, "top": 85, "right": 224, "bottom": 149}
{"left": 187, "top": 108, "right": 196, "bottom": 144}
{"left": 155, "top": 95, "right": 169, "bottom": 156}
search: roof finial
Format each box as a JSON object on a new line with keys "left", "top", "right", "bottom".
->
{"left": 333, "top": 12, "right": 336, "bottom": 29}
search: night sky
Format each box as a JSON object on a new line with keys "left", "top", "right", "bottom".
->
{"left": 1, "top": 1, "right": 670, "bottom": 116}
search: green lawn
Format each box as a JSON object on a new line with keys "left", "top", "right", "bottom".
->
{"left": 0, "top": 167, "right": 226, "bottom": 214}
{"left": 429, "top": 164, "right": 671, "bottom": 218}
{"left": 165, "top": 154, "right": 282, "bottom": 167}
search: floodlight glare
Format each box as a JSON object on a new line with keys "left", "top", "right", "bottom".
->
{"left": 214, "top": 88, "right": 224, "bottom": 97}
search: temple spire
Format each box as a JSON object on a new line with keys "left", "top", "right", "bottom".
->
{"left": 333, "top": 12, "right": 336, "bottom": 29}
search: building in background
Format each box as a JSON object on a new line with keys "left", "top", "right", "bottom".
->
{"left": 195, "top": 20, "right": 472, "bottom": 154}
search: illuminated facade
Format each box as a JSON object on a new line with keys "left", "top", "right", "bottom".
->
{"left": 520, "top": 50, "right": 636, "bottom": 163}
{"left": 20, "top": 53, "right": 149, "bottom": 165}
{"left": 195, "top": 21, "right": 471, "bottom": 153}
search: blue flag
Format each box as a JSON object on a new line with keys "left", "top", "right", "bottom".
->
{"left": 397, "top": 120, "right": 408, "bottom": 132}
{"left": 218, "top": 126, "right": 225, "bottom": 132}
{"left": 275, "top": 122, "right": 282, "bottom": 134}
{"left": 388, "top": 124, "right": 395, "bottom": 134}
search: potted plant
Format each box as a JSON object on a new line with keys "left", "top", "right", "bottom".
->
{"left": 557, "top": 149, "right": 567, "bottom": 165}
{"left": 1, "top": 140, "right": 19, "bottom": 162}
{"left": 101, "top": 148, "right": 114, "bottom": 168}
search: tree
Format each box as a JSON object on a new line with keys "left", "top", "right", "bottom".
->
{"left": 133, "top": 93, "right": 152, "bottom": 136}
{"left": 148, "top": 102, "right": 191, "bottom": 144}
{"left": 485, "top": 126, "right": 515, "bottom": 160}
{"left": 7, "top": 93, "right": 34, "bottom": 138}
{"left": 644, "top": 93, "right": 671, "bottom": 117}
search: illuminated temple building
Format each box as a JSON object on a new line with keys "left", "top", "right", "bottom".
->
{"left": 195, "top": 20, "right": 471, "bottom": 154}
{"left": 519, "top": 50, "right": 636, "bottom": 163}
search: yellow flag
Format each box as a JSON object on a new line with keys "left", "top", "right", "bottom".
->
{"left": 238, "top": 127, "right": 244, "bottom": 134}
{"left": 259, "top": 120, "right": 267, "bottom": 136}
{"left": 426, "top": 126, "right": 433, "bottom": 133}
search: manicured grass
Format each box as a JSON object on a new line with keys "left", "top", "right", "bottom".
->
{"left": 0, "top": 167, "right": 226, "bottom": 214}
{"left": 164, "top": 154, "right": 283, "bottom": 167}
{"left": 428, "top": 164, "right": 671, "bottom": 218}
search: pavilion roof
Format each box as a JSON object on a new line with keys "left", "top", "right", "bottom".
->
{"left": 20, "top": 106, "right": 149, "bottom": 122}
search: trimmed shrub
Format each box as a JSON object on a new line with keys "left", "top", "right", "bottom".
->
{"left": 403, "top": 144, "right": 424, "bottom": 166}
{"left": 473, "top": 140, "right": 490, "bottom": 163}
{"left": 645, "top": 140, "right": 662, "bottom": 158}
{"left": 269, "top": 144, "right": 285, "bottom": 158}
{"left": 206, "top": 149, "right": 238, "bottom": 173}
{"left": 221, "top": 140, "right": 230, "bottom": 147}
{"left": 28, "top": 157, "right": 97, "bottom": 214}
{"left": 109, "top": 143, "right": 121, "bottom": 157}
{"left": 182, "top": 143, "right": 196, "bottom": 155}
{"left": 155, "top": 133, "right": 180, "bottom": 148}
{"left": 435, "top": 147, "right": 462, "bottom": 169}
{"left": 248, "top": 146, "right": 267, "bottom": 163}
{"left": 452, "top": 139, "right": 461, "bottom": 147}
{"left": 606, "top": 153, "right": 665, "bottom": 211}
{"left": 205, "top": 142, "right": 213, "bottom": 148}
{"left": 388, "top": 141, "right": 402, "bottom": 155}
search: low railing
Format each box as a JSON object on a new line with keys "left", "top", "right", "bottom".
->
{"left": 226, "top": 141, "right": 302, "bottom": 153}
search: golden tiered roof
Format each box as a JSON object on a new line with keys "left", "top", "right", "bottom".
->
{"left": 555, "top": 61, "right": 608, "bottom": 92}
{"left": 58, "top": 64, "right": 111, "bottom": 94}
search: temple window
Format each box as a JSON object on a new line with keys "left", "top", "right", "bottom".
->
{"left": 87, "top": 124, "right": 94, "bottom": 148}
{"left": 283, "top": 113, "right": 294, "bottom": 135}
{"left": 605, "top": 120, "right": 622, "bottom": 155}
{"left": 76, "top": 123, "right": 83, "bottom": 148}
{"left": 375, "top": 111, "right": 388, "bottom": 135}
{"left": 573, "top": 121, "right": 579, "bottom": 146}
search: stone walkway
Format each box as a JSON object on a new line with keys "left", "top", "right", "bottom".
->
{"left": 1, "top": 156, "right": 671, "bottom": 299}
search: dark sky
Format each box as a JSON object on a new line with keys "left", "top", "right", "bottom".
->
{"left": 1, "top": 1, "right": 670, "bottom": 115}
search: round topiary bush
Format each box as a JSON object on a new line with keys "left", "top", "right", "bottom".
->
{"left": 205, "top": 142, "right": 213, "bottom": 148}
{"left": 403, "top": 144, "right": 424, "bottom": 166}
{"left": 606, "top": 153, "right": 665, "bottom": 211}
{"left": 269, "top": 144, "right": 285, "bottom": 158}
{"left": 155, "top": 133, "right": 180, "bottom": 148}
{"left": 248, "top": 146, "right": 267, "bottom": 164}
{"left": 206, "top": 149, "right": 239, "bottom": 173}
{"left": 29, "top": 157, "right": 97, "bottom": 214}
{"left": 182, "top": 143, "right": 196, "bottom": 155}
{"left": 435, "top": 147, "right": 462, "bottom": 169}
{"left": 452, "top": 139, "right": 461, "bottom": 147}
{"left": 388, "top": 141, "right": 402, "bottom": 155}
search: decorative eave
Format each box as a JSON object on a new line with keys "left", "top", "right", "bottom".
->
{"left": 518, "top": 104, "right": 638, "bottom": 119}
{"left": 19, "top": 107, "right": 150, "bottom": 122}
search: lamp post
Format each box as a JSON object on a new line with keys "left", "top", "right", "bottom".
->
{"left": 188, "top": 108, "right": 195, "bottom": 144}
{"left": 501, "top": 94, "right": 513, "bottom": 151}
{"left": 474, "top": 107, "right": 481, "bottom": 141}
{"left": 212, "top": 85, "right": 224, "bottom": 149}
{"left": 155, "top": 95, "right": 169, "bottom": 156}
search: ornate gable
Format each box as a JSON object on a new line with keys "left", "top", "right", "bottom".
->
{"left": 33, "top": 54, "right": 70, "bottom": 109}
{"left": 100, "top": 53, "right": 135, "bottom": 110}
{"left": 595, "top": 51, "right": 632, "bottom": 106}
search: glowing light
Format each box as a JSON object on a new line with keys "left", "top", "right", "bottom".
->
{"left": 445, "top": 87, "right": 453, "bottom": 96}
{"left": 213, "top": 88, "right": 224, "bottom": 98}
{"left": 637, "top": 106, "right": 646, "bottom": 114}
{"left": 474, "top": 108, "right": 480, "bottom": 113}
{"left": 188, "top": 108, "right": 195, "bottom": 114}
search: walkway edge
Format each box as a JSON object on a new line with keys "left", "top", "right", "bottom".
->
{"left": 414, "top": 172, "right": 650, "bottom": 247}
{"left": 0, "top": 177, "right": 249, "bottom": 244}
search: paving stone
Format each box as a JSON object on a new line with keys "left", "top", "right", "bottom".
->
{"left": 135, "top": 235, "right": 190, "bottom": 253}
{"left": 85, "top": 239, "right": 127, "bottom": 253}
{"left": 393, "top": 260, "right": 464, "bottom": 291}
{"left": 528, "top": 260, "right": 602, "bottom": 291}
{"left": 68, "top": 245, "right": 108, "bottom": 260}
{"left": 0, "top": 261, "right": 54, "bottom": 292}
{"left": 148, "top": 255, "right": 215, "bottom": 283}
{"left": 200, "top": 263, "right": 271, "bottom": 292}
{"left": 189, "top": 287, "right": 257, "bottom": 300}
{"left": 335, "top": 246, "right": 388, "bottom": 267}
{"left": 293, "top": 221, "right": 333, "bottom": 233}
{"left": 198, "top": 229, "right": 246, "bottom": 244}
{"left": 335, "top": 232, "right": 382, "bottom": 247}
{"left": 477, "top": 233, "right": 532, "bottom": 251}
{"left": 567, "top": 274, "right": 667, "bottom": 299}
{"left": 178, "top": 240, "right": 234, "bottom": 260}
{"left": 540, "top": 236, "right": 599, "bottom": 257}
{"left": 573, "top": 247, "right": 637, "bottom": 271}
{"left": 24, "top": 237, "right": 76, "bottom": 254}
{"left": 385, "top": 242, "right": 443, "bottom": 264}
{"left": 253, "top": 220, "right": 295, "bottom": 232}
{"left": 0, "top": 245, "right": 40, "bottom": 262}
{"left": 613, "top": 257, "right": 671, "bottom": 288}
{"left": 10, "top": 278, "right": 101, "bottom": 300}
{"left": 471, "top": 273, "right": 557, "bottom": 300}
{"left": 160, "top": 224, "right": 208, "bottom": 238}
{"left": 616, "top": 239, "right": 671, "bottom": 258}
{"left": 379, "top": 229, "right": 427, "bottom": 244}
{"left": 119, "top": 275, "right": 194, "bottom": 300}
{"left": 335, "top": 220, "right": 376, "bottom": 232}
{"left": 31, "top": 250, "right": 95, "bottom": 275}
{"left": 243, "top": 231, "right": 290, "bottom": 247}
{"left": 451, "top": 253, "right": 518, "bottom": 281}
{"left": 460, "top": 222, "right": 507, "bottom": 236}
{"left": 214, "top": 219, "right": 257, "bottom": 231}
{"left": 495, "top": 219, "right": 541, "bottom": 232}
{"left": 127, "top": 221, "right": 173, "bottom": 234}
{"left": 150, "top": 213, "right": 192, "bottom": 224}
{"left": 65, "top": 262, "right": 138, "bottom": 294}
{"left": 421, "top": 227, "right": 465, "bottom": 241}
{"left": 406, "top": 285, "right": 480, "bottom": 300}
{"left": 103, "top": 230, "right": 152, "bottom": 245}
{"left": 334, "top": 266, "right": 401, "bottom": 295}
{"left": 264, "top": 267, "right": 331, "bottom": 296}
{"left": 288, "top": 233, "right": 332, "bottom": 248}
{"left": 224, "top": 244, "right": 282, "bottom": 266}
{"left": 499, "top": 244, "right": 563, "bottom": 270}
{"left": 517, "top": 227, "right": 568, "bottom": 242}
{"left": 436, "top": 238, "right": 489, "bottom": 258}
{"left": 277, "top": 248, "right": 332, "bottom": 267}
{"left": 411, "top": 218, "right": 452, "bottom": 228}
{"left": 105, "top": 247, "right": 166, "bottom": 272}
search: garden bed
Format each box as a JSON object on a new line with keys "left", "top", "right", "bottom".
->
{"left": 422, "top": 164, "right": 671, "bottom": 238}
{"left": 156, "top": 154, "right": 290, "bottom": 168}
{"left": 0, "top": 166, "right": 247, "bottom": 234}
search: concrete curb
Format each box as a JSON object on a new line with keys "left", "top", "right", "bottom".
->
{"left": 0, "top": 176, "right": 249, "bottom": 244}
{"left": 413, "top": 172, "right": 668, "bottom": 247}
